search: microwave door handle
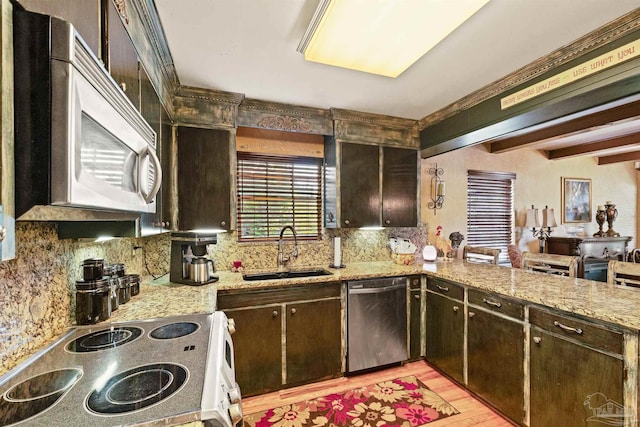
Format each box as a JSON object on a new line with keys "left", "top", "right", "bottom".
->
{"left": 141, "top": 147, "right": 163, "bottom": 204}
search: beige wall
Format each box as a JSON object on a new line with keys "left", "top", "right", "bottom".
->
{"left": 421, "top": 144, "right": 638, "bottom": 255}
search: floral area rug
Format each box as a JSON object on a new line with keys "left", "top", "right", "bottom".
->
{"left": 243, "top": 375, "right": 459, "bottom": 427}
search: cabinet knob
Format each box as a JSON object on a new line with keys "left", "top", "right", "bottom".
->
{"left": 452, "top": 306, "right": 459, "bottom": 312}
{"left": 533, "top": 336, "right": 542, "bottom": 344}
{"left": 272, "top": 310, "right": 278, "bottom": 318}
{"left": 0, "top": 226, "right": 5, "bottom": 243}
{"left": 344, "top": 219, "right": 350, "bottom": 225}
{"left": 291, "top": 308, "right": 297, "bottom": 315}
{"left": 119, "top": 82, "right": 127, "bottom": 92}
{"left": 385, "top": 219, "right": 391, "bottom": 225}
{"left": 414, "top": 294, "right": 420, "bottom": 300}
{"left": 227, "top": 318, "right": 236, "bottom": 335}
{"left": 221, "top": 221, "right": 227, "bottom": 227}
{"left": 469, "top": 311, "right": 475, "bottom": 318}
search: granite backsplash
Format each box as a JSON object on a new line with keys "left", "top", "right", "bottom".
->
{"left": 0, "top": 222, "right": 427, "bottom": 374}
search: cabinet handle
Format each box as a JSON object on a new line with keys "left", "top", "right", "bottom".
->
{"left": 469, "top": 311, "right": 475, "bottom": 318}
{"left": 533, "top": 336, "right": 542, "bottom": 344}
{"left": 482, "top": 298, "right": 502, "bottom": 308}
{"left": 291, "top": 308, "right": 297, "bottom": 315}
{"left": 272, "top": 310, "right": 278, "bottom": 318}
{"left": 436, "top": 285, "right": 449, "bottom": 292}
{"left": 553, "top": 321, "right": 583, "bottom": 335}
{"left": 120, "top": 82, "right": 127, "bottom": 92}
{"left": 414, "top": 294, "right": 420, "bottom": 300}
{"left": 385, "top": 219, "right": 391, "bottom": 225}
{"left": 452, "top": 306, "right": 459, "bottom": 312}
{"left": 344, "top": 219, "right": 350, "bottom": 225}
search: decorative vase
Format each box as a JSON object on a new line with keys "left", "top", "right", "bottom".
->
{"left": 593, "top": 209, "right": 606, "bottom": 237}
{"left": 605, "top": 202, "right": 620, "bottom": 237}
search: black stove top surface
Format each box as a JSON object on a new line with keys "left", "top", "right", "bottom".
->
{"left": 0, "top": 313, "right": 215, "bottom": 426}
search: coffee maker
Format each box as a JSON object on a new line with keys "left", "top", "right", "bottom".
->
{"left": 170, "top": 232, "right": 219, "bottom": 285}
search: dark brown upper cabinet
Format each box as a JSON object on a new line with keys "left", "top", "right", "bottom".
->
{"left": 339, "top": 142, "right": 380, "bottom": 228}
{"left": 176, "top": 126, "right": 231, "bottom": 231}
{"left": 105, "top": 0, "right": 139, "bottom": 108}
{"left": 382, "top": 146, "right": 418, "bottom": 227}
{"left": 328, "top": 141, "right": 418, "bottom": 228}
{"left": 16, "top": 0, "right": 101, "bottom": 57}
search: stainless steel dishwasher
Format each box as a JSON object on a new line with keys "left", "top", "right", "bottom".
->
{"left": 347, "top": 276, "right": 408, "bottom": 373}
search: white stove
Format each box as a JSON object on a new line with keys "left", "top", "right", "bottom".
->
{"left": 0, "top": 312, "right": 242, "bottom": 427}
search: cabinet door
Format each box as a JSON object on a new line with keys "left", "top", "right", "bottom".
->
{"left": 409, "top": 288, "right": 421, "bottom": 360}
{"left": 222, "top": 307, "right": 283, "bottom": 397}
{"left": 382, "top": 147, "right": 417, "bottom": 227}
{"left": 177, "top": 126, "right": 231, "bottom": 231}
{"left": 286, "top": 299, "right": 342, "bottom": 385}
{"left": 340, "top": 142, "right": 379, "bottom": 227}
{"left": 17, "top": 0, "right": 101, "bottom": 56}
{"left": 425, "top": 292, "right": 464, "bottom": 383}
{"left": 530, "top": 330, "right": 624, "bottom": 427}
{"left": 106, "top": 0, "right": 139, "bottom": 107}
{"left": 467, "top": 309, "right": 524, "bottom": 424}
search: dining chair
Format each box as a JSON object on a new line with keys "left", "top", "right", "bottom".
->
{"left": 607, "top": 260, "right": 640, "bottom": 287}
{"left": 462, "top": 245, "right": 501, "bottom": 265}
{"left": 521, "top": 252, "right": 578, "bottom": 278}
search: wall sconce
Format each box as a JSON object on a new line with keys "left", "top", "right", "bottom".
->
{"left": 525, "top": 205, "right": 557, "bottom": 253}
{"left": 428, "top": 163, "right": 445, "bottom": 214}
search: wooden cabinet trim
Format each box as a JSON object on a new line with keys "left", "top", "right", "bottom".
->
{"left": 217, "top": 282, "right": 342, "bottom": 310}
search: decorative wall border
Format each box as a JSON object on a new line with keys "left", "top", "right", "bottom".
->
{"left": 417, "top": 8, "right": 640, "bottom": 130}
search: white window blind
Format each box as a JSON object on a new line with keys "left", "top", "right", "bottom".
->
{"left": 237, "top": 153, "right": 322, "bottom": 241}
{"left": 467, "top": 170, "right": 516, "bottom": 264}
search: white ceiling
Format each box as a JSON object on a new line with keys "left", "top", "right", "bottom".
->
{"left": 154, "top": 0, "right": 640, "bottom": 121}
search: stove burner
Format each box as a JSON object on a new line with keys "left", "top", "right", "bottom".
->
{"left": 86, "top": 363, "right": 188, "bottom": 415}
{"left": 150, "top": 322, "right": 199, "bottom": 340}
{"left": 0, "top": 368, "right": 82, "bottom": 425}
{"left": 66, "top": 326, "right": 143, "bottom": 353}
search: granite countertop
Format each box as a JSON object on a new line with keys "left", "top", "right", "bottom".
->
{"left": 106, "top": 260, "right": 640, "bottom": 332}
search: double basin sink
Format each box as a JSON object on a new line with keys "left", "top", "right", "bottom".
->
{"left": 242, "top": 268, "right": 333, "bottom": 281}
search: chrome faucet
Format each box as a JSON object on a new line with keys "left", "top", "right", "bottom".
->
{"left": 277, "top": 226, "right": 298, "bottom": 269}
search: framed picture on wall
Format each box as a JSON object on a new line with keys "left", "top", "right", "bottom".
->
{"left": 562, "top": 177, "right": 592, "bottom": 223}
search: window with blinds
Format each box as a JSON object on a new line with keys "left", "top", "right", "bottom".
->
{"left": 237, "top": 153, "right": 322, "bottom": 241}
{"left": 467, "top": 170, "right": 516, "bottom": 264}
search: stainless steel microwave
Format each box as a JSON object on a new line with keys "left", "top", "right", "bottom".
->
{"left": 13, "top": 9, "right": 162, "bottom": 220}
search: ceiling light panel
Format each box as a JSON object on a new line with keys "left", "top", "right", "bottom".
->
{"left": 298, "top": 0, "right": 490, "bottom": 78}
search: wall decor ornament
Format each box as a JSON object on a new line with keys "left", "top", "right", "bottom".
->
{"left": 562, "top": 177, "right": 592, "bottom": 223}
{"left": 257, "top": 115, "right": 312, "bottom": 132}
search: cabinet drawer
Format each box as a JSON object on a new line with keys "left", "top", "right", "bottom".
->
{"left": 427, "top": 278, "right": 464, "bottom": 300}
{"left": 217, "top": 282, "right": 341, "bottom": 309}
{"left": 468, "top": 289, "right": 524, "bottom": 320}
{"left": 529, "top": 307, "right": 623, "bottom": 355}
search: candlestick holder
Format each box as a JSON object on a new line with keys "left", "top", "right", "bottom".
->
{"left": 605, "top": 202, "right": 620, "bottom": 237}
{"left": 593, "top": 208, "right": 606, "bottom": 237}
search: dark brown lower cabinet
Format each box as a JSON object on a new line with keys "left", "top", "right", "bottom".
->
{"left": 425, "top": 291, "right": 464, "bottom": 383}
{"left": 221, "top": 306, "right": 282, "bottom": 397}
{"left": 286, "top": 299, "right": 342, "bottom": 385}
{"left": 467, "top": 309, "right": 524, "bottom": 424}
{"left": 409, "top": 288, "right": 421, "bottom": 360}
{"left": 530, "top": 329, "right": 624, "bottom": 427}
{"left": 218, "top": 283, "right": 342, "bottom": 397}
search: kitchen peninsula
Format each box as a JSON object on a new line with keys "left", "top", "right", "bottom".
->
{"left": 96, "top": 259, "right": 640, "bottom": 427}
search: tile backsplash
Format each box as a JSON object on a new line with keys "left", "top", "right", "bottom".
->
{"left": 0, "top": 222, "right": 427, "bottom": 374}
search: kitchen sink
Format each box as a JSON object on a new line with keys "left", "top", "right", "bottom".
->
{"left": 242, "top": 268, "right": 333, "bottom": 281}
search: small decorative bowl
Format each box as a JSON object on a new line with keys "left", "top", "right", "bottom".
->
{"left": 391, "top": 252, "right": 416, "bottom": 265}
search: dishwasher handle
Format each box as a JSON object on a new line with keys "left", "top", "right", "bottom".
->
{"left": 348, "top": 282, "right": 407, "bottom": 295}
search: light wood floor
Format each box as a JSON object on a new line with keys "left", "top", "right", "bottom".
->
{"left": 242, "top": 360, "right": 516, "bottom": 426}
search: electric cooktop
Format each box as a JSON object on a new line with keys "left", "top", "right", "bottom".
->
{"left": 0, "top": 313, "right": 236, "bottom": 426}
